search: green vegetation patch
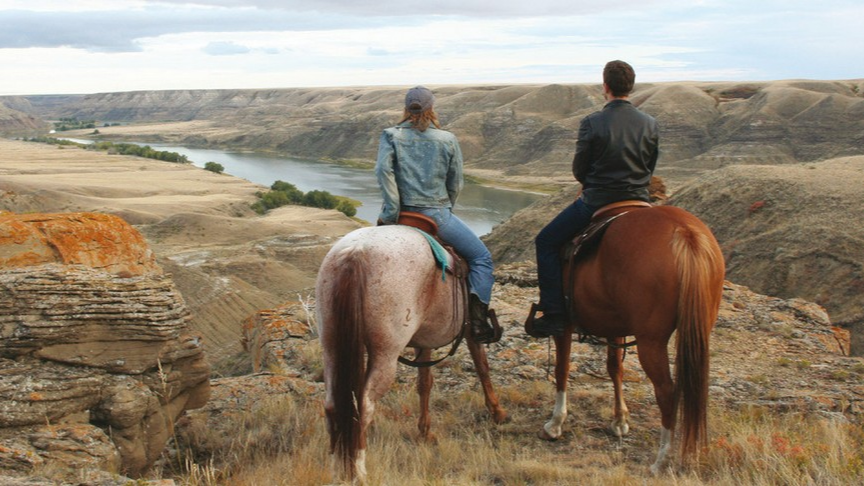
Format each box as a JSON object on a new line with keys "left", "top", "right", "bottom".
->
{"left": 252, "top": 180, "right": 358, "bottom": 218}
{"left": 52, "top": 117, "right": 96, "bottom": 131}
{"left": 26, "top": 137, "right": 190, "bottom": 164}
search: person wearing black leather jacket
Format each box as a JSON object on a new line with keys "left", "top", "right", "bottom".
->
{"left": 528, "top": 60, "right": 659, "bottom": 338}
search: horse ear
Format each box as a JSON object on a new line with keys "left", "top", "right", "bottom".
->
{"left": 649, "top": 176, "right": 668, "bottom": 204}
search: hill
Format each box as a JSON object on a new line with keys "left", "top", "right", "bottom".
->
{"left": 3, "top": 79, "right": 864, "bottom": 356}
{"left": 0, "top": 99, "right": 47, "bottom": 135}
{"left": 6, "top": 80, "right": 864, "bottom": 190}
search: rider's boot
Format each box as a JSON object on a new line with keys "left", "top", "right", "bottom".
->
{"left": 469, "top": 294, "right": 496, "bottom": 344}
{"left": 528, "top": 312, "right": 568, "bottom": 338}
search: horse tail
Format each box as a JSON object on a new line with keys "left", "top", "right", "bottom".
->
{"left": 671, "top": 222, "right": 724, "bottom": 459}
{"left": 327, "top": 247, "right": 368, "bottom": 477}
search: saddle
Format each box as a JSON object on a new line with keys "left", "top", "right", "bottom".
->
{"left": 563, "top": 200, "right": 652, "bottom": 263}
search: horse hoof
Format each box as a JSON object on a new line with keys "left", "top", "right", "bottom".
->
{"left": 610, "top": 421, "right": 629, "bottom": 437}
{"left": 538, "top": 428, "right": 559, "bottom": 441}
{"left": 493, "top": 409, "right": 508, "bottom": 424}
{"left": 649, "top": 461, "right": 671, "bottom": 476}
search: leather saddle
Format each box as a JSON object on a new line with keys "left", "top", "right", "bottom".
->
{"left": 563, "top": 200, "right": 652, "bottom": 264}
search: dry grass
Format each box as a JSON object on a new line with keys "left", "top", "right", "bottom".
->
{"left": 163, "top": 375, "right": 863, "bottom": 486}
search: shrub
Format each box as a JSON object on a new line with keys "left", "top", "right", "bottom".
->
{"left": 336, "top": 200, "right": 357, "bottom": 217}
{"left": 271, "top": 181, "right": 304, "bottom": 203}
{"left": 204, "top": 161, "right": 225, "bottom": 174}
{"left": 302, "top": 190, "right": 338, "bottom": 210}
{"left": 252, "top": 182, "right": 359, "bottom": 218}
{"left": 260, "top": 190, "right": 291, "bottom": 210}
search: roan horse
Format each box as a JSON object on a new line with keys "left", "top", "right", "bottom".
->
{"left": 532, "top": 204, "right": 725, "bottom": 474}
{"left": 316, "top": 225, "right": 507, "bottom": 484}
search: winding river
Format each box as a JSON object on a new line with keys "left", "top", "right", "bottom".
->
{"left": 67, "top": 140, "right": 543, "bottom": 235}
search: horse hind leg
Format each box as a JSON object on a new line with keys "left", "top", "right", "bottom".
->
{"left": 636, "top": 339, "right": 676, "bottom": 475}
{"left": 415, "top": 348, "right": 437, "bottom": 441}
{"left": 349, "top": 355, "right": 400, "bottom": 485}
{"left": 607, "top": 340, "right": 630, "bottom": 437}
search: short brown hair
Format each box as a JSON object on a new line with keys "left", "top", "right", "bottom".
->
{"left": 603, "top": 60, "right": 636, "bottom": 97}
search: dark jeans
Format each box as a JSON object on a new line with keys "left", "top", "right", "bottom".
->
{"left": 535, "top": 198, "right": 598, "bottom": 315}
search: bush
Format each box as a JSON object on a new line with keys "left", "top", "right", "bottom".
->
{"left": 336, "top": 200, "right": 357, "bottom": 217}
{"left": 260, "top": 190, "right": 291, "bottom": 210}
{"left": 302, "top": 190, "right": 338, "bottom": 210}
{"left": 204, "top": 161, "right": 225, "bottom": 174}
{"left": 251, "top": 183, "right": 358, "bottom": 218}
{"left": 270, "top": 181, "right": 304, "bottom": 203}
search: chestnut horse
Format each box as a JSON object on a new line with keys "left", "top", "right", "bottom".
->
{"left": 538, "top": 205, "right": 724, "bottom": 474}
{"left": 316, "top": 225, "right": 507, "bottom": 485}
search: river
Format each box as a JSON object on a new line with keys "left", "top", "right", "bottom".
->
{"left": 64, "top": 140, "right": 543, "bottom": 235}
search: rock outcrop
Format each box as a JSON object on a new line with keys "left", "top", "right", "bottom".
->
{"left": 241, "top": 301, "right": 315, "bottom": 375}
{"left": 0, "top": 212, "right": 210, "bottom": 479}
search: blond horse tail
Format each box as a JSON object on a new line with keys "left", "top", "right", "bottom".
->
{"left": 328, "top": 248, "right": 368, "bottom": 477}
{"left": 671, "top": 223, "right": 724, "bottom": 459}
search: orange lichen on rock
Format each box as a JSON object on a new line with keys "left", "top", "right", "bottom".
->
{"left": 0, "top": 212, "right": 160, "bottom": 276}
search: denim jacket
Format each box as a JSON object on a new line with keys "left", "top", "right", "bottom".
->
{"left": 375, "top": 122, "right": 464, "bottom": 224}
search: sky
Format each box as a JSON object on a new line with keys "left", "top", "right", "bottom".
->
{"left": 1, "top": 0, "right": 862, "bottom": 96}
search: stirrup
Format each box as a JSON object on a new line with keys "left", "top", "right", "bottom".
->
{"left": 524, "top": 303, "right": 567, "bottom": 338}
{"left": 523, "top": 303, "right": 541, "bottom": 336}
{"left": 472, "top": 308, "right": 502, "bottom": 344}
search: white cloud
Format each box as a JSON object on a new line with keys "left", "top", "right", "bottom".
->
{"left": 202, "top": 41, "right": 251, "bottom": 56}
{"left": 0, "top": 0, "right": 861, "bottom": 95}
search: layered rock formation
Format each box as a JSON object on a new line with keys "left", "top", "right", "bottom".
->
{"left": 0, "top": 212, "right": 210, "bottom": 479}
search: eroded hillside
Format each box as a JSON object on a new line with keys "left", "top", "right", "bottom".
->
{"left": 8, "top": 80, "right": 864, "bottom": 189}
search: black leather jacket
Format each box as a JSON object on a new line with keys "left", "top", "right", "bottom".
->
{"left": 572, "top": 99, "right": 659, "bottom": 207}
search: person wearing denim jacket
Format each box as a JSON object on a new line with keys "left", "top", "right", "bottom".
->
{"left": 375, "top": 86, "right": 497, "bottom": 344}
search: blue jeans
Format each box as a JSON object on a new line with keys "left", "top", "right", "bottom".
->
{"left": 535, "top": 198, "right": 598, "bottom": 315}
{"left": 403, "top": 206, "right": 494, "bottom": 304}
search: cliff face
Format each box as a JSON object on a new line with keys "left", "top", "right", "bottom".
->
{"left": 14, "top": 80, "right": 864, "bottom": 181}
{"left": 0, "top": 100, "right": 47, "bottom": 135}
{"left": 0, "top": 212, "right": 210, "bottom": 478}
